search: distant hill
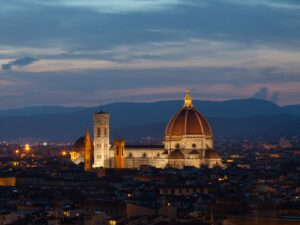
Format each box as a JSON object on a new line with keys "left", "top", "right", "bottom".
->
{"left": 0, "top": 98, "right": 299, "bottom": 141}
{"left": 0, "top": 106, "right": 85, "bottom": 116}
{"left": 282, "top": 105, "right": 300, "bottom": 115}
{"left": 112, "top": 115, "right": 300, "bottom": 142}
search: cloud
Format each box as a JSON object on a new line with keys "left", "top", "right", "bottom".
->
{"left": 223, "top": 0, "right": 300, "bottom": 10}
{"left": 30, "top": 0, "right": 190, "bottom": 13}
{"left": 253, "top": 87, "right": 269, "bottom": 100}
{"left": 1, "top": 57, "right": 38, "bottom": 70}
{"left": 270, "top": 92, "right": 279, "bottom": 103}
{"left": 253, "top": 87, "right": 280, "bottom": 103}
{"left": 0, "top": 0, "right": 300, "bottom": 108}
{"left": 0, "top": 79, "right": 15, "bottom": 87}
{"left": 10, "top": 38, "right": 300, "bottom": 75}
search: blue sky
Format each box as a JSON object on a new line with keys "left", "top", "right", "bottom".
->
{"left": 0, "top": 0, "right": 300, "bottom": 108}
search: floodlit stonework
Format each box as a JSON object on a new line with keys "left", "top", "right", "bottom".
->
{"left": 84, "top": 128, "right": 92, "bottom": 171}
{"left": 93, "top": 111, "right": 110, "bottom": 168}
{"left": 71, "top": 90, "right": 223, "bottom": 169}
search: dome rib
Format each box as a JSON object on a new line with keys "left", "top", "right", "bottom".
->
{"left": 184, "top": 107, "right": 188, "bottom": 134}
{"left": 194, "top": 110, "right": 204, "bottom": 135}
{"left": 165, "top": 109, "right": 182, "bottom": 137}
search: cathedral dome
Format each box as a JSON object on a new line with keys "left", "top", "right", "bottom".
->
{"left": 73, "top": 136, "right": 85, "bottom": 151}
{"left": 165, "top": 89, "right": 212, "bottom": 141}
{"left": 169, "top": 149, "right": 185, "bottom": 159}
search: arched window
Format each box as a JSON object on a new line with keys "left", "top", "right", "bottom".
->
{"left": 116, "top": 147, "right": 119, "bottom": 155}
{"left": 175, "top": 143, "right": 180, "bottom": 149}
{"left": 143, "top": 153, "right": 147, "bottom": 158}
{"left": 192, "top": 143, "right": 196, "bottom": 148}
{"left": 97, "top": 128, "right": 100, "bottom": 137}
{"left": 129, "top": 153, "right": 132, "bottom": 157}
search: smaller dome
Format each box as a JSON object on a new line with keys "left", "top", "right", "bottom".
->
{"left": 205, "top": 150, "right": 220, "bottom": 160}
{"left": 73, "top": 136, "right": 85, "bottom": 150}
{"left": 189, "top": 149, "right": 200, "bottom": 155}
{"left": 169, "top": 149, "right": 185, "bottom": 160}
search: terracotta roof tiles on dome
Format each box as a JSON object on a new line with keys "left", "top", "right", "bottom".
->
{"left": 165, "top": 107, "right": 212, "bottom": 137}
{"left": 165, "top": 89, "right": 212, "bottom": 139}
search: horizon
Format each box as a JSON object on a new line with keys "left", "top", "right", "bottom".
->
{"left": 0, "top": 96, "right": 295, "bottom": 111}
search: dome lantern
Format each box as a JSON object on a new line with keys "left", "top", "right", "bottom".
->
{"left": 184, "top": 89, "right": 193, "bottom": 108}
{"left": 164, "top": 89, "right": 213, "bottom": 151}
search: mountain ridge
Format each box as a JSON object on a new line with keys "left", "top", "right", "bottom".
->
{"left": 0, "top": 98, "right": 299, "bottom": 141}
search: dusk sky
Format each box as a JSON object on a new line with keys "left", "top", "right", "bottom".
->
{"left": 1, "top": 0, "right": 300, "bottom": 109}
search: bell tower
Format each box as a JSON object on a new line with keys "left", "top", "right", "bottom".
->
{"left": 93, "top": 110, "right": 110, "bottom": 168}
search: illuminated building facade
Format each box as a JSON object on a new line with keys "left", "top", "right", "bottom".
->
{"left": 93, "top": 111, "right": 110, "bottom": 168}
{"left": 114, "top": 139, "right": 125, "bottom": 169}
{"left": 71, "top": 90, "right": 223, "bottom": 169}
{"left": 84, "top": 128, "right": 92, "bottom": 171}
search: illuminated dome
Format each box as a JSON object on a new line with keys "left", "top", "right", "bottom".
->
{"left": 164, "top": 89, "right": 213, "bottom": 151}
{"left": 165, "top": 107, "right": 212, "bottom": 137}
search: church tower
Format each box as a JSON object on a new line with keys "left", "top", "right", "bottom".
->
{"left": 84, "top": 128, "right": 92, "bottom": 172}
{"left": 114, "top": 139, "right": 125, "bottom": 169}
{"left": 93, "top": 110, "right": 110, "bottom": 168}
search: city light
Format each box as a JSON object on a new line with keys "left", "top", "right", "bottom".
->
{"left": 24, "top": 144, "right": 31, "bottom": 152}
{"left": 109, "top": 220, "right": 117, "bottom": 225}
